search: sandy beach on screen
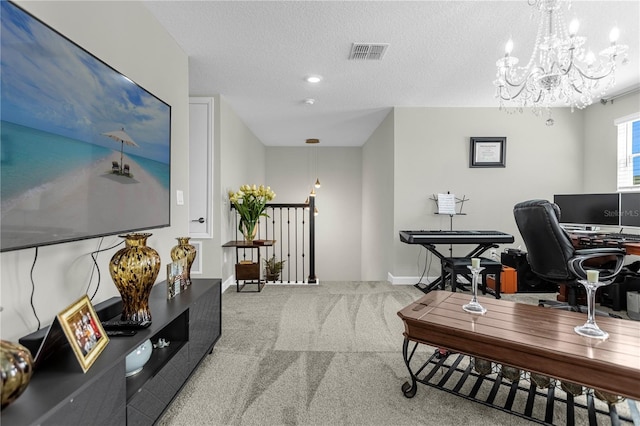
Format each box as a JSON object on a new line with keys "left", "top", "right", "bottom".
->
{"left": 1, "top": 152, "right": 169, "bottom": 248}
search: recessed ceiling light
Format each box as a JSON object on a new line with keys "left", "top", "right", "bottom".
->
{"left": 306, "top": 75, "right": 322, "bottom": 83}
{"left": 304, "top": 98, "right": 315, "bottom": 105}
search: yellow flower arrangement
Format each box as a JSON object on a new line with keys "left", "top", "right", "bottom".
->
{"left": 228, "top": 184, "right": 276, "bottom": 241}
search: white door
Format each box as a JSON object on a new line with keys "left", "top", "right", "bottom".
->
{"left": 189, "top": 97, "right": 214, "bottom": 238}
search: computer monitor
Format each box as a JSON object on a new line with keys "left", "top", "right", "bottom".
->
{"left": 619, "top": 192, "right": 640, "bottom": 228}
{"left": 553, "top": 193, "right": 620, "bottom": 227}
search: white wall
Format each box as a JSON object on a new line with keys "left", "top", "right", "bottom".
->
{"left": 583, "top": 92, "right": 640, "bottom": 192}
{"left": 361, "top": 110, "right": 395, "bottom": 281}
{"left": 391, "top": 107, "right": 584, "bottom": 280}
{"left": 1, "top": 1, "right": 189, "bottom": 342}
{"left": 218, "top": 97, "right": 267, "bottom": 283}
{"left": 266, "top": 147, "right": 363, "bottom": 281}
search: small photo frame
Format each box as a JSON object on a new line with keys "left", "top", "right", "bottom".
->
{"left": 57, "top": 295, "right": 109, "bottom": 373}
{"left": 167, "top": 257, "right": 187, "bottom": 299}
{"left": 469, "top": 137, "right": 506, "bottom": 168}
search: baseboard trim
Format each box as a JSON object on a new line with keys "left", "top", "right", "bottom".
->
{"left": 388, "top": 272, "right": 438, "bottom": 286}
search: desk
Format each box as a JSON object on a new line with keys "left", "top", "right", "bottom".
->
{"left": 399, "top": 230, "right": 514, "bottom": 293}
{"left": 571, "top": 233, "right": 640, "bottom": 256}
{"left": 398, "top": 292, "right": 640, "bottom": 417}
{"left": 223, "top": 240, "right": 275, "bottom": 292}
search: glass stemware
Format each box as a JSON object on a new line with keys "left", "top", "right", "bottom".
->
{"left": 574, "top": 277, "right": 613, "bottom": 339}
{"left": 463, "top": 263, "right": 487, "bottom": 314}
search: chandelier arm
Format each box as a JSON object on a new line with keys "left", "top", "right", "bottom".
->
{"left": 572, "top": 64, "right": 616, "bottom": 82}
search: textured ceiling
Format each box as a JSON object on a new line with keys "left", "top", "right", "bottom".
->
{"left": 143, "top": 1, "right": 640, "bottom": 147}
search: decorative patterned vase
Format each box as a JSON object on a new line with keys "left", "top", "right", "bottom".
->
{"left": 171, "top": 237, "right": 197, "bottom": 286}
{"left": 1, "top": 340, "right": 33, "bottom": 410}
{"left": 109, "top": 233, "right": 161, "bottom": 322}
{"left": 241, "top": 220, "right": 258, "bottom": 242}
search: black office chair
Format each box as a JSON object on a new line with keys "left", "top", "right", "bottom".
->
{"left": 513, "top": 199, "right": 626, "bottom": 315}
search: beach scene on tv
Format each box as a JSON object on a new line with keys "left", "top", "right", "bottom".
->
{"left": 0, "top": 2, "right": 171, "bottom": 251}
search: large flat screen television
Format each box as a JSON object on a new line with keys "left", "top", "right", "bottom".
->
{"left": 553, "top": 193, "right": 620, "bottom": 227}
{"left": 1, "top": 1, "right": 171, "bottom": 252}
{"left": 620, "top": 192, "right": 640, "bottom": 228}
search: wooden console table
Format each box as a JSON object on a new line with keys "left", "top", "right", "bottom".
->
{"left": 398, "top": 292, "right": 640, "bottom": 424}
{"left": 223, "top": 240, "right": 275, "bottom": 292}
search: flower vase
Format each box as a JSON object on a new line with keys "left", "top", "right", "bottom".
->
{"left": 241, "top": 220, "right": 258, "bottom": 242}
{"left": 1, "top": 340, "right": 33, "bottom": 409}
{"left": 171, "top": 237, "right": 197, "bottom": 286}
{"left": 109, "top": 233, "right": 161, "bottom": 322}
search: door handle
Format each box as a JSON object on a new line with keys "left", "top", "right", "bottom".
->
{"left": 191, "top": 217, "right": 205, "bottom": 223}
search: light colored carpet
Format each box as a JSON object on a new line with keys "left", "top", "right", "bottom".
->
{"left": 157, "top": 282, "right": 634, "bottom": 426}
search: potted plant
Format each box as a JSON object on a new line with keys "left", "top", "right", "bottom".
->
{"left": 264, "top": 255, "right": 285, "bottom": 281}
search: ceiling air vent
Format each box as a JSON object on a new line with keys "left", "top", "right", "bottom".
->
{"left": 349, "top": 43, "right": 389, "bottom": 60}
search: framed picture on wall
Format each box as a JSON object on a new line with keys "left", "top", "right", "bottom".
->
{"left": 57, "top": 295, "right": 109, "bottom": 373}
{"left": 469, "top": 137, "right": 506, "bottom": 168}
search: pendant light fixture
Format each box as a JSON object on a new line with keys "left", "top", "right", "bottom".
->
{"left": 306, "top": 138, "right": 320, "bottom": 190}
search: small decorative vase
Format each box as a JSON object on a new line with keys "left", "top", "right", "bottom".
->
{"left": 171, "top": 237, "right": 197, "bottom": 286}
{"left": 241, "top": 220, "right": 258, "bottom": 242}
{"left": 1, "top": 340, "right": 34, "bottom": 410}
{"left": 109, "top": 233, "right": 161, "bottom": 322}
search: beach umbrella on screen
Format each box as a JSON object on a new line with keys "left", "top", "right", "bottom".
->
{"left": 102, "top": 128, "right": 139, "bottom": 173}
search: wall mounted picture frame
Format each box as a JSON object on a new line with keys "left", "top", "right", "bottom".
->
{"left": 469, "top": 137, "right": 506, "bottom": 168}
{"left": 57, "top": 295, "right": 109, "bottom": 373}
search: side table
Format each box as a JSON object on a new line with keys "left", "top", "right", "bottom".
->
{"left": 222, "top": 240, "right": 276, "bottom": 292}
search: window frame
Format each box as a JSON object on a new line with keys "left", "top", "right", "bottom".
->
{"left": 615, "top": 112, "right": 640, "bottom": 192}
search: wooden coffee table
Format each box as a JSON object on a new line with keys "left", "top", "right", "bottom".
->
{"left": 398, "top": 292, "right": 640, "bottom": 423}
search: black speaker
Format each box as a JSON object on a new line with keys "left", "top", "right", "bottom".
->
{"left": 501, "top": 250, "right": 557, "bottom": 293}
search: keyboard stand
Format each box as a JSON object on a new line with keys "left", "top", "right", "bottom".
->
{"left": 415, "top": 242, "right": 499, "bottom": 294}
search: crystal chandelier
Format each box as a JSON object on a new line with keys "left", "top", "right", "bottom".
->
{"left": 494, "top": 0, "right": 628, "bottom": 124}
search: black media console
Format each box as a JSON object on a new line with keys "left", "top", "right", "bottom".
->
{"left": 1, "top": 278, "right": 221, "bottom": 426}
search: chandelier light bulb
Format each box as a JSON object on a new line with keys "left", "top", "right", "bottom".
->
{"left": 310, "top": 188, "right": 316, "bottom": 197}
{"left": 314, "top": 207, "right": 319, "bottom": 216}
{"left": 315, "top": 178, "right": 321, "bottom": 188}
{"left": 505, "top": 39, "right": 514, "bottom": 55}
{"left": 585, "top": 50, "right": 595, "bottom": 65}
{"left": 569, "top": 19, "right": 579, "bottom": 36}
{"left": 609, "top": 27, "right": 620, "bottom": 43}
